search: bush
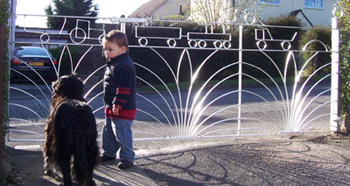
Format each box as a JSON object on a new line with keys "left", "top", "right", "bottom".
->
{"left": 340, "top": 17, "right": 350, "bottom": 117}
{"left": 1, "top": 0, "right": 10, "bottom": 150}
{"left": 237, "top": 15, "right": 304, "bottom": 79}
{"left": 299, "top": 26, "right": 332, "bottom": 76}
{"left": 49, "top": 45, "right": 105, "bottom": 78}
{"left": 126, "top": 15, "right": 305, "bottom": 86}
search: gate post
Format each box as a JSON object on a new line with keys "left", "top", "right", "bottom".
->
{"left": 330, "top": 16, "right": 341, "bottom": 132}
{"left": 0, "top": 23, "right": 4, "bottom": 178}
{"left": 237, "top": 25, "right": 243, "bottom": 136}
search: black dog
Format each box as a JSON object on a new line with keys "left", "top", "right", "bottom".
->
{"left": 43, "top": 75, "right": 100, "bottom": 186}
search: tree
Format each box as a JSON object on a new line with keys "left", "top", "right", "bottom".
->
{"left": 337, "top": 0, "right": 350, "bottom": 132}
{"left": 45, "top": 0, "right": 98, "bottom": 31}
{"left": 339, "top": 0, "right": 350, "bottom": 22}
{"left": 189, "top": 0, "right": 266, "bottom": 27}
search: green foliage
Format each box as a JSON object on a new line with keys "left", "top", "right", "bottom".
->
{"left": 0, "top": 0, "right": 10, "bottom": 150}
{"left": 49, "top": 45, "right": 105, "bottom": 77}
{"left": 49, "top": 46, "right": 79, "bottom": 75}
{"left": 265, "top": 14, "right": 305, "bottom": 26}
{"left": 237, "top": 15, "right": 304, "bottom": 79}
{"left": 339, "top": 0, "right": 350, "bottom": 22}
{"left": 339, "top": 5, "right": 350, "bottom": 116}
{"left": 126, "top": 14, "right": 305, "bottom": 86}
{"left": 299, "top": 26, "right": 331, "bottom": 76}
{"left": 45, "top": 0, "right": 98, "bottom": 31}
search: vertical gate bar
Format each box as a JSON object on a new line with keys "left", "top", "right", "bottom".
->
{"left": 237, "top": 25, "right": 243, "bottom": 135}
{"left": 0, "top": 23, "right": 4, "bottom": 178}
{"left": 330, "top": 17, "right": 340, "bottom": 132}
{"left": 121, "top": 22, "right": 126, "bottom": 34}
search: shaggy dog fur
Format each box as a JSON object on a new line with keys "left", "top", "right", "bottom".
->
{"left": 43, "top": 75, "right": 100, "bottom": 186}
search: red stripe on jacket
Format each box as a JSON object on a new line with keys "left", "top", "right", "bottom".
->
{"left": 113, "top": 98, "right": 126, "bottom": 104}
{"left": 104, "top": 107, "right": 136, "bottom": 121}
{"left": 116, "top": 87, "right": 130, "bottom": 95}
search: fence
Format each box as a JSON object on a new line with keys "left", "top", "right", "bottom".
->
{"left": 6, "top": 9, "right": 341, "bottom": 142}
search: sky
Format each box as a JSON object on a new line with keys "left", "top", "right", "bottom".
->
{"left": 15, "top": 0, "right": 149, "bottom": 27}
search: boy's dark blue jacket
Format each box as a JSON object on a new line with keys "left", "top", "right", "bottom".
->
{"left": 103, "top": 51, "right": 136, "bottom": 119}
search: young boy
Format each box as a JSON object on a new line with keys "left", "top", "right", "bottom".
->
{"left": 100, "top": 30, "right": 136, "bottom": 170}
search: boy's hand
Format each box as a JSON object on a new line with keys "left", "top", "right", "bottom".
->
{"left": 112, "top": 105, "right": 120, "bottom": 116}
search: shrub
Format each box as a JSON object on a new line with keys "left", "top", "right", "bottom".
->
{"left": 125, "top": 14, "right": 305, "bottom": 86}
{"left": 238, "top": 15, "right": 304, "bottom": 79}
{"left": 339, "top": 17, "right": 350, "bottom": 117}
{"left": 1, "top": 0, "right": 10, "bottom": 150}
{"left": 299, "top": 26, "right": 332, "bottom": 76}
{"left": 49, "top": 45, "right": 105, "bottom": 78}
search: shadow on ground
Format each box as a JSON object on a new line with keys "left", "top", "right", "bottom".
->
{"left": 4, "top": 133, "right": 350, "bottom": 186}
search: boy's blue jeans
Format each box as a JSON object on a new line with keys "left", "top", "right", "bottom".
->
{"left": 102, "top": 118, "right": 135, "bottom": 162}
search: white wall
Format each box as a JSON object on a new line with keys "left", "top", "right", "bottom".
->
{"left": 188, "top": 0, "right": 336, "bottom": 26}
{"left": 153, "top": 0, "right": 187, "bottom": 18}
{"left": 259, "top": 0, "right": 336, "bottom": 27}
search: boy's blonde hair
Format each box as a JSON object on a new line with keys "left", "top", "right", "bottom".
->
{"left": 104, "top": 30, "right": 129, "bottom": 50}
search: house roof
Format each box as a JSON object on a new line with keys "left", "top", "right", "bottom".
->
{"left": 128, "top": 0, "right": 168, "bottom": 18}
{"left": 289, "top": 9, "right": 314, "bottom": 27}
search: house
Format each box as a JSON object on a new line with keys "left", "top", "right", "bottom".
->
{"left": 256, "top": 0, "right": 337, "bottom": 26}
{"left": 129, "top": 0, "right": 337, "bottom": 26}
{"left": 128, "top": 0, "right": 188, "bottom": 18}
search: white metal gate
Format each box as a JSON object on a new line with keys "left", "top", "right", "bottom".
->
{"left": 7, "top": 7, "right": 341, "bottom": 142}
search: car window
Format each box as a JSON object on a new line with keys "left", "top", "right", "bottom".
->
{"left": 16, "top": 48, "right": 48, "bottom": 56}
{"left": 16, "top": 49, "right": 25, "bottom": 56}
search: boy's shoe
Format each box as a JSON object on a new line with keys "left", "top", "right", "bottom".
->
{"left": 118, "top": 160, "right": 133, "bottom": 170}
{"left": 100, "top": 155, "right": 115, "bottom": 162}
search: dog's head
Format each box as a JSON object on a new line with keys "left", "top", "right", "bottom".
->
{"left": 52, "top": 75, "right": 85, "bottom": 101}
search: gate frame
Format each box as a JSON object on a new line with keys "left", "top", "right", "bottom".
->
{"left": 330, "top": 16, "right": 341, "bottom": 132}
{"left": 5, "top": 11, "right": 342, "bottom": 140}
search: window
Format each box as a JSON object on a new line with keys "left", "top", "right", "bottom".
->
{"left": 304, "top": 0, "right": 324, "bottom": 8}
{"left": 258, "top": 0, "right": 280, "bottom": 5}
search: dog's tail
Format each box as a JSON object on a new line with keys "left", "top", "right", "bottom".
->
{"left": 73, "top": 110, "right": 99, "bottom": 186}
{"left": 73, "top": 133, "right": 89, "bottom": 185}
{"left": 73, "top": 134, "right": 99, "bottom": 185}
